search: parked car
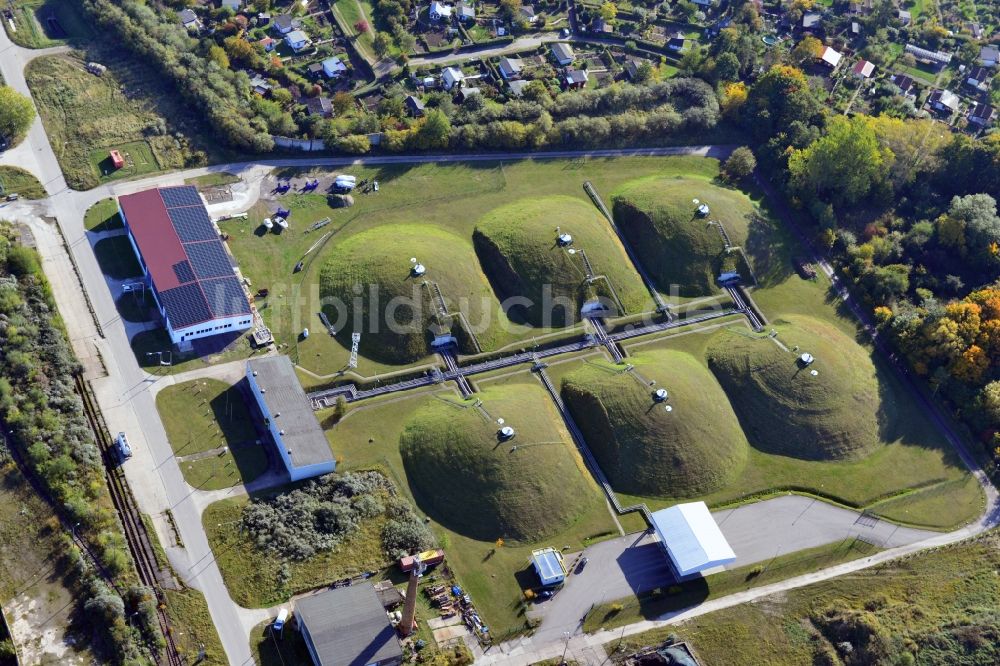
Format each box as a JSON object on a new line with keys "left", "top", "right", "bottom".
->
{"left": 115, "top": 432, "right": 132, "bottom": 461}
{"left": 575, "top": 557, "right": 589, "bottom": 573}
{"left": 536, "top": 590, "right": 554, "bottom": 600}
{"left": 273, "top": 608, "right": 288, "bottom": 634}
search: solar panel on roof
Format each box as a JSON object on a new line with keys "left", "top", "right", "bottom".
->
{"left": 159, "top": 283, "right": 211, "bottom": 328}
{"left": 172, "top": 260, "right": 196, "bottom": 284}
{"left": 202, "top": 277, "right": 252, "bottom": 318}
{"left": 159, "top": 186, "right": 202, "bottom": 208}
{"left": 185, "top": 241, "right": 234, "bottom": 279}
{"left": 168, "top": 206, "right": 216, "bottom": 242}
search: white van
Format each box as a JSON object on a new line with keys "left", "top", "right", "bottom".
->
{"left": 116, "top": 432, "right": 132, "bottom": 461}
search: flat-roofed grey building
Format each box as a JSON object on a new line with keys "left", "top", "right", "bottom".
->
{"left": 246, "top": 356, "right": 336, "bottom": 481}
{"left": 295, "top": 585, "right": 403, "bottom": 666}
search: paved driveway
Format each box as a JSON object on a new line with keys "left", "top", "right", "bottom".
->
{"left": 531, "top": 495, "right": 939, "bottom": 644}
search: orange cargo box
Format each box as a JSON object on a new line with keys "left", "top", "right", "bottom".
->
{"left": 398, "top": 549, "right": 445, "bottom": 572}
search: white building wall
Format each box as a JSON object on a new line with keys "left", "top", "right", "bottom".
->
{"left": 169, "top": 314, "right": 253, "bottom": 345}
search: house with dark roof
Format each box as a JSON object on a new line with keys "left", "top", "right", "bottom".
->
{"left": 890, "top": 73, "right": 916, "bottom": 97}
{"left": 965, "top": 66, "right": 991, "bottom": 92}
{"left": 272, "top": 13, "right": 301, "bottom": 34}
{"left": 295, "top": 585, "right": 403, "bottom": 666}
{"left": 304, "top": 96, "right": 334, "bottom": 118}
{"left": 564, "top": 67, "right": 589, "bottom": 89}
{"left": 852, "top": 59, "right": 875, "bottom": 78}
{"left": 498, "top": 56, "right": 524, "bottom": 80}
{"left": 967, "top": 101, "right": 995, "bottom": 127}
{"left": 667, "top": 31, "right": 686, "bottom": 52}
{"left": 117, "top": 186, "right": 253, "bottom": 347}
{"left": 178, "top": 9, "right": 201, "bottom": 31}
{"left": 246, "top": 356, "right": 337, "bottom": 482}
{"left": 405, "top": 94, "right": 426, "bottom": 117}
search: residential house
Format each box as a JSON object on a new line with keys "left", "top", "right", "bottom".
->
{"left": 980, "top": 46, "right": 999, "bottom": 68}
{"left": 967, "top": 101, "right": 995, "bottom": 127}
{"left": 889, "top": 73, "right": 916, "bottom": 98}
{"left": 307, "top": 62, "right": 325, "bottom": 78}
{"left": 221, "top": 0, "right": 242, "bottom": 12}
{"left": 819, "top": 46, "right": 842, "bottom": 69}
{"left": 429, "top": 1, "right": 453, "bottom": 20}
{"left": 178, "top": 9, "right": 201, "bottom": 31}
{"left": 551, "top": 42, "right": 575, "bottom": 66}
{"left": 272, "top": 14, "right": 301, "bottom": 34}
{"left": 304, "top": 96, "right": 334, "bottom": 118}
{"left": 852, "top": 59, "right": 875, "bottom": 79}
{"left": 457, "top": 87, "right": 481, "bottom": 102}
{"left": 624, "top": 58, "right": 642, "bottom": 81}
{"left": 692, "top": 0, "right": 716, "bottom": 6}
{"left": 520, "top": 5, "right": 537, "bottom": 22}
{"left": 897, "top": 9, "right": 911, "bottom": 25}
{"left": 928, "top": 89, "right": 959, "bottom": 115}
{"left": 850, "top": 21, "right": 861, "bottom": 36}
{"left": 322, "top": 56, "right": 348, "bottom": 78}
{"left": 564, "top": 68, "right": 589, "bottom": 89}
{"left": 905, "top": 43, "right": 951, "bottom": 68}
{"left": 802, "top": 12, "right": 822, "bottom": 31}
{"left": 667, "top": 31, "right": 686, "bottom": 52}
{"left": 249, "top": 74, "right": 273, "bottom": 96}
{"left": 508, "top": 79, "right": 530, "bottom": 97}
{"left": 258, "top": 36, "right": 276, "bottom": 52}
{"left": 968, "top": 22, "right": 983, "bottom": 39}
{"left": 966, "top": 66, "right": 991, "bottom": 92}
{"left": 405, "top": 95, "right": 426, "bottom": 117}
{"left": 592, "top": 18, "right": 613, "bottom": 34}
{"left": 498, "top": 57, "right": 524, "bottom": 80}
{"left": 293, "top": 586, "right": 403, "bottom": 666}
{"left": 257, "top": 12, "right": 271, "bottom": 25}
{"left": 442, "top": 66, "right": 465, "bottom": 90}
{"left": 457, "top": 3, "right": 475, "bottom": 22}
{"left": 284, "top": 29, "right": 311, "bottom": 52}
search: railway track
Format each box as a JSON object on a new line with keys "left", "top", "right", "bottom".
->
{"left": 74, "top": 375, "right": 183, "bottom": 666}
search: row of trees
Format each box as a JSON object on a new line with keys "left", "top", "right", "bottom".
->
{"left": 0, "top": 224, "right": 158, "bottom": 663}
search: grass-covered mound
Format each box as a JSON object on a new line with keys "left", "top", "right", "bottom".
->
{"left": 319, "top": 224, "right": 498, "bottom": 364}
{"left": 612, "top": 178, "right": 757, "bottom": 296}
{"left": 473, "top": 196, "right": 650, "bottom": 326}
{"left": 705, "top": 315, "right": 880, "bottom": 461}
{"left": 399, "top": 384, "right": 598, "bottom": 542}
{"left": 561, "top": 351, "right": 748, "bottom": 497}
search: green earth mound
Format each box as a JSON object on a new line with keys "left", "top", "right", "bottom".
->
{"left": 561, "top": 351, "right": 748, "bottom": 497}
{"left": 611, "top": 178, "right": 757, "bottom": 296}
{"left": 318, "top": 224, "right": 498, "bottom": 364}
{"left": 705, "top": 315, "right": 880, "bottom": 461}
{"left": 399, "top": 384, "right": 598, "bottom": 542}
{"left": 473, "top": 196, "right": 650, "bottom": 327}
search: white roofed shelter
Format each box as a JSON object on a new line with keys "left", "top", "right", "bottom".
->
{"left": 650, "top": 502, "right": 736, "bottom": 578}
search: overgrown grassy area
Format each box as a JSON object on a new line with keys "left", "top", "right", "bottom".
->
{"left": 473, "top": 196, "right": 652, "bottom": 326}
{"left": 185, "top": 172, "right": 239, "bottom": 188}
{"left": 561, "top": 350, "right": 749, "bottom": 498}
{"left": 611, "top": 530, "right": 1000, "bottom": 666}
{"left": 611, "top": 177, "right": 759, "bottom": 296}
{"left": 399, "top": 382, "right": 603, "bottom": 542}
{"left": 156, "top": 379, "right": 267, "bottom": 491}
{"left": 93, "top": 236, "right": 142, "bottom": 280}
{"left": 130, "top": 328, "right": 259, "bottom": 376}
{"left": 0, "top": 166, "right": 45, "bottom": 200}
{"left": 706, "top": 314, "right": 880, "bottom": 461}
{"left": 83, "top": 197, "right": 123, "bottom": 232}
{"left": 0, "top": 462, "right": 94, "bottom": 663}
{"left": 1, "top": 0, "right": 94, "bottom": 48}
{"left": 203, "top": 493, "right": 392, "bottom": 608}
{"left": 584, "top": 537, "right": 880, "bottom": 633}
{"left": 25, "top": 53, "right": 212, "bottom": 190}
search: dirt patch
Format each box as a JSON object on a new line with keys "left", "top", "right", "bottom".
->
{"left": 7, "top": 591, "right": 88, "bottom": 665}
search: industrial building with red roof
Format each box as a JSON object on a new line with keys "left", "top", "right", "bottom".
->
{"left": 117, "top": 185, "right": 253, "bottom": 347}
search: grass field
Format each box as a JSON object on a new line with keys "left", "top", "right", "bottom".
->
{"left": 611, "top": 177, "right": 759, "bottom": 297}
{"left": 399, "top": 382, "right": 604, "bottom": 542}
{"left": 561, "top": 351, "right": 748, "bottom": 497}
{"left": 185, "top": 172, "right": 240, "bottom": 188}
{"left": 130, "top": 328, "right": 260, "bottom": 376}
{"left": 584, "top": 537, "right": 880, "bottom": 633}
{"left": 0, "top": 166, "right": 45, "bottom": 200}
{"left": 706, "top": 314, "right": 880, "bottom": 461}
{"left": 83, "top": 198, "right": 123, "bottom": 232}
{"left": 25, "top": 53, "right": 212, "bottom": 190}
{"left": 324, "top": 371, "right": 619, "bottom": 638}
{"left": 473, "top": 196, "right": 652, "bottom": 326}
{"left": 1, "top": 0, "right": 94, "bottom": 48}
{"left": 219, "top": 157, "right": 720, "bottom": 380}
{"left": 612, "top": 530, "right": 1000, "bottom": 665}
{"left": 156, "top": 379, "right": 268, "bottom": 491}
{"left": 318, "top": 223, "right": 513, "bottom": 364}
